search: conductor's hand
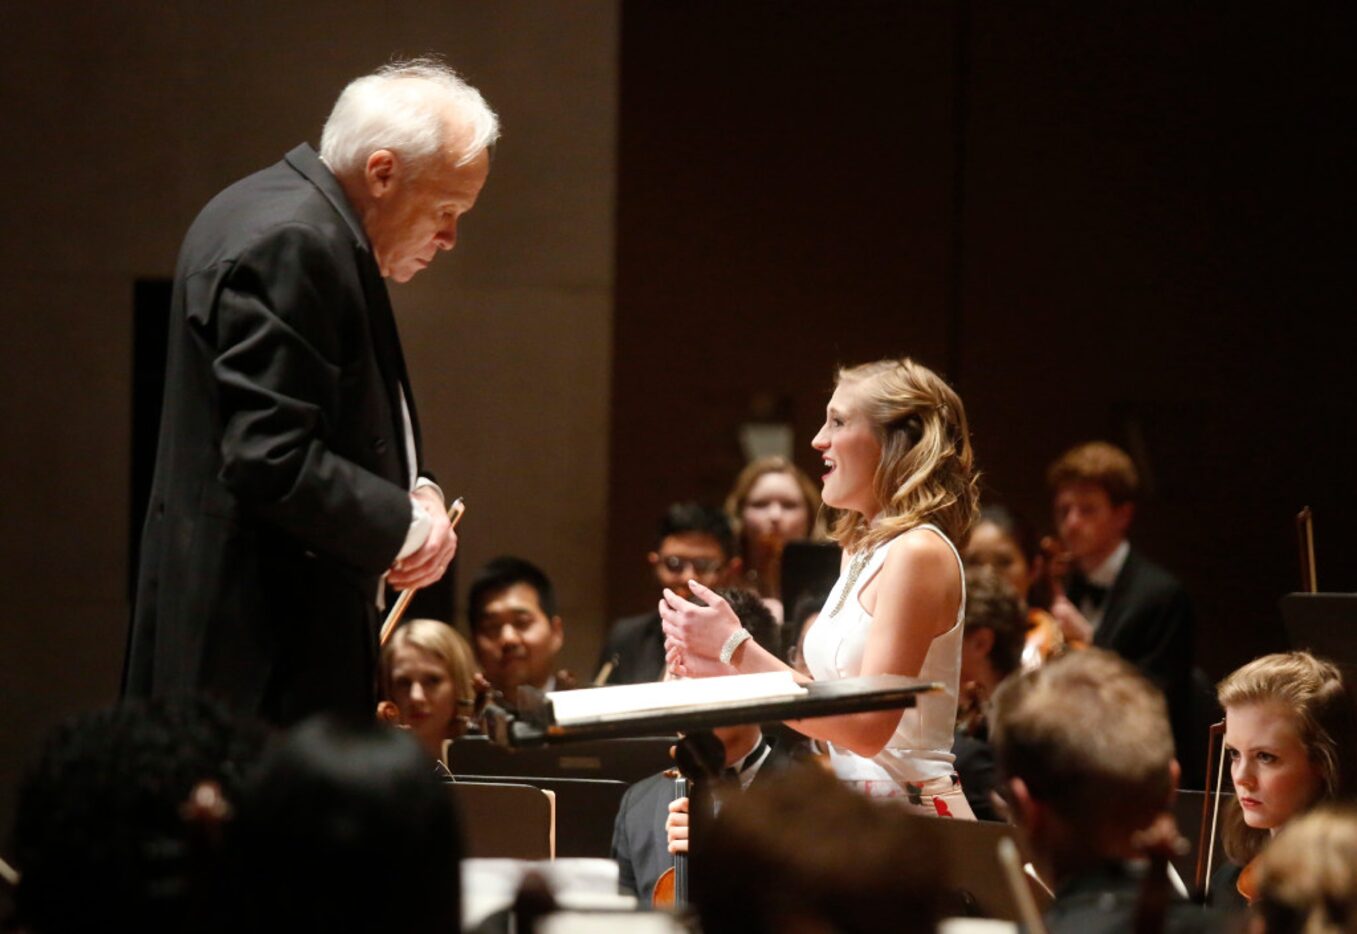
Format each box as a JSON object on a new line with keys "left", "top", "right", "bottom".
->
{"left": 665, "top": 796, "right": 690, "bottom": 854}
{"left": 660, "top": 580, "right": 741, "bottom": 679}
{"left": 387, "top": 486, "right": 457, "bottom": 591}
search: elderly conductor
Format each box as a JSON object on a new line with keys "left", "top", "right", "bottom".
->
{"left": 125, "top": 60, "right": 497, "bottom": 723}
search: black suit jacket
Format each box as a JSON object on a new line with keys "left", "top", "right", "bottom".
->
{"left": 125, "top": 144, "right": 419, "bottom": 723}
{"left": 596, "top": 610, "right": 667, "bottom": 686}
{"left": 1079, "top": 547, "right": 1195, "bottom": 706}
{"left": 953, "top": 731, "right": 1001, "bottom": 822}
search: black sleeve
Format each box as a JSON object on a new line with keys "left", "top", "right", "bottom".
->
{"left": 1118, "top": 585, "right": 1194, "bottom": 696}
{"left": 953, "top": 734, "right": 1001, "bottom": 822}
{"left": 210, "top": 223, "right": 410, "bottom": 572}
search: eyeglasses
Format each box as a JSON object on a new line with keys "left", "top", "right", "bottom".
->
{"left": 659, "top": 555, "right": 725, "bottom": 574}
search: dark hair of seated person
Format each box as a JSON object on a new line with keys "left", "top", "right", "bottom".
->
{"left": 468, "top": 554, "right": 558, "bottom": 621}
{"left": 224, "top": 716, "right": 461, "bottom": 934}
{"left": 692, "top": 767, "right": 939, "bottom": 934}
{"left": 656, "top": 501, "right": 735, "bottom": 557}
{"left": 964, "top": 565, "right": 1027, "bottom": 681}
{"left": 7, "top": 696, "right": 265, "bottom": 934}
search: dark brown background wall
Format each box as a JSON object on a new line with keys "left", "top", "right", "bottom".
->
{"left": 608, "top": 3, "right": 1357, "bottom": 681}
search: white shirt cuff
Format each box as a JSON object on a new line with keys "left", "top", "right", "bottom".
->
{"left": 413, "top": 475, "right": 444, "bottom": 502}
{"left": 397, "top": 498, "right": 433, "bottom": 561}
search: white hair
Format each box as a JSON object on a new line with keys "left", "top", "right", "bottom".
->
{"left": 319, "top": 57, "right": 500, "bottom": 175}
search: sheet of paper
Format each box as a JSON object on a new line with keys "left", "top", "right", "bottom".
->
{"left": 547, "top": 670, "right": 807, "bottom": 726}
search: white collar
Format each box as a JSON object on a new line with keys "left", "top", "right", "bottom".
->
{"left": 1087, "top": 540, "right": 1130, "bottom": 588}
{"left": 726, "top": 730, "right": 763, "bottom": 770}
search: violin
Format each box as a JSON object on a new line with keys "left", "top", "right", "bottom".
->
{"left": 651, "top": 732, "right": 724, "bottom": 910}
{"left": 1236, "top": 857, "right": 1259, "bottom": 903}
{"left": 651, "top": 770, "right": 689, "bottom": 908}
{"left": 1022, "top": 536, "right": 1085, "bottom": 665}
{"left": 957, "top": 679, "right": 990, "bottom": 737}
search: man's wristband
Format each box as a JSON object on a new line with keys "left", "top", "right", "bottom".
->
{"left": 718, "top": 628, "right": 752, "bottom": 665}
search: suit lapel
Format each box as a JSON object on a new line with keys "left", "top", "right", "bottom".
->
{"left": 358, "top": 266, "right": 420, "bottom": 482}
{"left": 1093, "top": 547, "right": 1139, "bottom": 649}
{"left": 284, "top": 144, "right": 421, "bottom": 482}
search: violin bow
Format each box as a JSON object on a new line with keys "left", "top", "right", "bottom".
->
{"left": 1194, "top": 720, "right": 1227, "bottom": 898}
{"left": 379, "top": 496, "right": 465, "bottom": 647}
{"left": 1296, "top": 507, "right": 1317, "bottom": 593}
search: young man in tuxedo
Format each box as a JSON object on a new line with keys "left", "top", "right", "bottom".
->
{"left": 1046, "top": 441, "right": 1196, "bottom": 759}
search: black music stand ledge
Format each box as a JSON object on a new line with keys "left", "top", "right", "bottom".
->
{"left": 482, "top": 674, "right": 938, "bottom": 748}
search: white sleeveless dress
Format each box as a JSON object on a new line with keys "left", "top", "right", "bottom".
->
{"left": 801, "top": 523, "right": 972, "bottom": 816}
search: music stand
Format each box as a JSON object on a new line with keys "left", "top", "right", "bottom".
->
{"left": 450, "top": 776, "right": 628, "bottom": 858}
{"left": 481, "top": 673, "right": 934, "bottom": 905}
{"left": 1279, "top": 593, "right": 1357, "bottom": 668}
{"left": 446, "top": 734, "right": 677, "bottom": 785}
{"left": 488, "top": 674, "right": 938, "bottom": 747}
{"left": 780, "top": 540, "right": 842, "bottom": 609}
{"left": 900, "top": 815, "right": 1052, "bottom": 922}
{"left": 451, "top": 782, "right": 556, "bottom": 860}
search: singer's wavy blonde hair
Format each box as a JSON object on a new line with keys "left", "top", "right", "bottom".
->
{"left": 828, "top": 358, "right": 980, "bottom": 553}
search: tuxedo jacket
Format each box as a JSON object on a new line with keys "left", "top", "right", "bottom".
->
{"left": 125, "top": 144, "right": 420, "bottom": 723}
{"left": 611, "top": 740, "right": 793, "bottom": 901}
{"left": 595, "top": 610, "right": 667, "bottom": 686}
{"left": 1080, "top": 546, "right": 1195, "bottom": 706}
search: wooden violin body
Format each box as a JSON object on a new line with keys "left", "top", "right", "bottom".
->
{"left": 652, "top": 771, "right": 689, "bottom": 908}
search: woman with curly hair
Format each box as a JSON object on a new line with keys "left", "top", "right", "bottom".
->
{"left": 662, "top": 358, "right": 980, "bottom": 816}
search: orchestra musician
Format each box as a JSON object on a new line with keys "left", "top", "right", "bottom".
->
{"left": 954, "top": 566, "right": 1027, "bottom": 820}
{"left": 610, "top": 589, "right": 787, "bottom": 903}
{"left": 963, "top": 504, "right": 1074, "bottom": 669}
{"left": 990, "top": 649, "right": 1217, "bottom": 933}
{"left": 227, "top": 717, "right": 461, "bottom": 934}
{"left": 662, "top": 358, "right": 979, "bottom": 816}
{"left": 1210, "top": 651, "right": 1357, "bottom": 909}
{"left": 467, "top": 556, "right": 576, "bottom": 708}
{"left": 1044, "top": 442, "right": 1196, "bottom": 747}
{"left": 1252, "top": 804, "right": 1357, "bottom": 933}
{"left": 597, "top": 503, "right": 739, "bottom": 686}
{"left": 378, "top": 619, "right": 478, "bottom": 760}
{"left": 724, "top": 456, "right": 825, "bottom": 616}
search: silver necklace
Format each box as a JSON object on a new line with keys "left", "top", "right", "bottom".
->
{"left": 829, "top": 547, "right": 874, "bottom": 617}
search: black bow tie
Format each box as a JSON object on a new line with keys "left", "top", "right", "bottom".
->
{"left": 723, "top": 738, "right": 769, "bottom": 781}
{"left": 1070, "top": 576, "right": 1110, "bottom": 610}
